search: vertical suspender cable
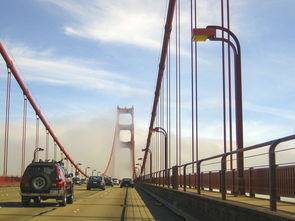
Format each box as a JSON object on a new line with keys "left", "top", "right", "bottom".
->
{"left": 168, "top": 42, "right": 171, "bottom": 168}
{"left": 66, "top": 159, "right": 69, "bottom": 171}
{"left": 166, "top": 48, "right": 169, "bottom": 168}
{"left": 178, "top": 0, "right": 182, "bottom": 166}
{"left": 160, "top": 78, "right": 164, "bottom": 170}
{"left": 0, "top": 43, "right": 88, "bottom": 177}
{"left": 141, "top": 0, "right": 177, "bottom": 174}
{"left": 175, "top": 0, "right": 179, "bottom": 166}
{"left": 190, "top": 0, "right": 195, "bottom": 173}
{"left": 46, "top": 130, "right": 49, "bottom": 160}
{"left": 35, "top": 115, "right": 40, "bottom": 161}
{"left": 194, "top": 0, "right": 199, "bottom": 162}
{"left": 54, "top": 142, "right": 57, "bottom": 161}
{"left": 3, "top": 68, "right": 12, "bottom": 176}
{"left": 227, "top": 0, "right": 233, "bottom": 170}
{"left": 221, "top": 0, "right": 227, "bottom": 156}
{"left": 156, "top": 112, "right": 159, "bottom": 171}
{"left": 21, "top": 95, "right": 27, "bottom": 175}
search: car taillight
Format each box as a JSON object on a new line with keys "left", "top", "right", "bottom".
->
{"left": 54, "top": 165, "right": 62, "bottom": 179}
{"left": 57, "top": 181, "right": 64, "bottom": 189}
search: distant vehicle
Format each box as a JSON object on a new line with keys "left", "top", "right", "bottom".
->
{"left": 73, "top": 177, "right": 82, "bottom": 185}
{"left": 112, "top": 178, "right": 119, "bottom": 185}
{"left": 20, "top": 161, "right": 74, "bottom": 207}
{"left": 87, "top": 176, "right": 105, "bottom": 190}
{"left": 80, "top": 178, "right": 87, "bottom": 184}
{"left": 104, "top": 177, "right": 114, "bottom": 187}
{"left": 120, "top": 178, "right": 134, "bottom": 188}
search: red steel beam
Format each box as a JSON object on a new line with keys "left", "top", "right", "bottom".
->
{"left": 0, "top": 42, "right": 88, "bottom": 177}
{"left": 141, "top": 0, "right": 177, "bottom": 174}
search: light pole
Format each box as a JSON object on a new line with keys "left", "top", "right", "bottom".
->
{"left": 76, "top": 163, "right": 82, "bottom": 177}
{"left": 138, "top": 158, "right": 144, "bottom": 178}
{"left": 151, "top": 127, "right": 168, "bottom": 185}
{"left": 85, "top": 166, "right": 90, "bottom": 177}
{"left": 92, "top": 169, "right": 96, "bottom": 176}
{"left": 33, "top": 147, "right": 44, "bottom": 162}
{"left": 135, "top": 164, "right": 142, "bottom": 181}
{"left": 192, "top": 25, "right": 244, "bottom": 194}
{"left": 142, "top": 148, "right": 152, "bottom": 180}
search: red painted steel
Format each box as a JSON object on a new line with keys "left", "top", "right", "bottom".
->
{"left": 0, "top": 42, "right": 88, "bottom": 177}
{"left": 142, "top": 0, "right": 177, "bottom": 174}
{"left": 0, "top": 176, "right": 21, "bottom": 186}
{"left": 192, "top": 28, "right": 216, "bottom": 36}
{"left": 103, "top": 107, "right": 136, "bottom": 179}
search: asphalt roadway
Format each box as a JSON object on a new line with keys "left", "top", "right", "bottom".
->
{"left": 0, "top": 185, "right": 184, "bottom": 221}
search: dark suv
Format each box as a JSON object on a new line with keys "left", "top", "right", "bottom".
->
{"left": 20, "top": 161, "right": 74, "bottom": 207}
{"left": 86, "top": 176, "right": 105, "bottom": 190}
{"left": 120, "top": 178, "right": 134, "bottom": 188}
{"left": 104, "top": 177, "right": 114, "bottom": 187}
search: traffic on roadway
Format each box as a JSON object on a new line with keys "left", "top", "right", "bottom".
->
{"left": 0, "top": 161, "right": 184, "bottom": 221}
{"left": 0, "top": 184, "right": 184, "bottom": 221}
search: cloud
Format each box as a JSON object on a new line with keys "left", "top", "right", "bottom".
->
{"left": 38, "top": 0, "right": 227, "bottom": 52}
{"left": 245, "top": 102, "right": 295, "bottom": 121}
{"left": 42, "top": 0, "right": 168, "bottom": 49}
{"left": 1, "top": 41, "right": 148, "bottom": 95}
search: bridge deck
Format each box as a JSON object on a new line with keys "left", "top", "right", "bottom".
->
{"left": 0, "top": 185, "right": 184, "bottom": 221}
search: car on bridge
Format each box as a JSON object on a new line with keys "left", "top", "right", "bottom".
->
{"left": 20, "top": 161, "right": 74, "bottom": 207}
{"left": 104, "top": 177, "right": 114, "bottom": 187}
{"left": 73, "top": 177, "right": 82, "bottom": 185}
{"left": 120, "top": 178, "right": 134, "bottom": 188}
{"left": 86, "top": 176, "right": 105, "bottom": 190}
{"left": 112, "top": 178, "right": 120, "bottom": 185}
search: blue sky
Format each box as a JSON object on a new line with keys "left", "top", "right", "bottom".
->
{"left": 0, "top": 0, "right": 295, "bottom": 175}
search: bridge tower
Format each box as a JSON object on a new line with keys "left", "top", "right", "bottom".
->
{"left": 103, "top": 106, "right": 136, "bottom": 179}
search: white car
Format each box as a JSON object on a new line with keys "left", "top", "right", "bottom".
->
{"left": 112, "top": 178, "right": 120, "bottom": 185}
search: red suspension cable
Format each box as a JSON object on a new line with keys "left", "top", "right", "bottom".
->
{"left": 0, "top": 42, "right": 88, "bottom": 177}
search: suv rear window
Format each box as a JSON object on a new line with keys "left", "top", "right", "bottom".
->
{"left": 24, "top": 166, "right": 57, "bottom": 177}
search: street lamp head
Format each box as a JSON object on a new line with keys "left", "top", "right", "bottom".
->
{"left": 192, "top": 27, "right": 216, "bottom": 42}
{"left": 138, "top": 158, "right": 143, "bottom": 160}
{"left": 150, "top": 128, "right": 157, "bottom": 133}
{"left": 36, "top": 147, "right": 44, "bottom": 151}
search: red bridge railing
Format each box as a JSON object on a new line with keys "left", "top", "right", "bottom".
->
{"left": 139, "top": 133, "right": 295, "bottom": 212}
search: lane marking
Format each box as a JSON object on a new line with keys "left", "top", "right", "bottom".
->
{"left": 120, "top": 187, "right": 129, "bottom": 221}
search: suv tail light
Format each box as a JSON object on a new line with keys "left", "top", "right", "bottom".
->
{"left": 57, "top": 181, "right": 64, "bottom": 189}
{"left": 54, "top": 165, "right": 62, "bottom": 179}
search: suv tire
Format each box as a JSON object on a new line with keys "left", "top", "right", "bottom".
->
{"left": 30, "top": 174, "right": 51, "bottom": 192}
{"left": 67, "top": 191, "right": 74, "bottom": 204}
{"left": 59, "top": 193, "right": 67, "bottom": 207}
